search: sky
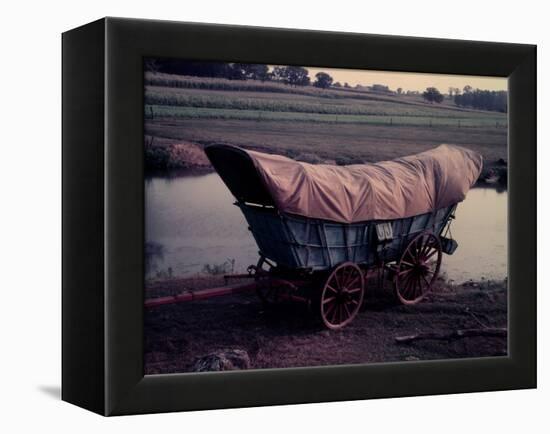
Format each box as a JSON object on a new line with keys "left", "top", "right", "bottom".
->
{"left": 306, "top": 66, "right": 507, "bottom": 92}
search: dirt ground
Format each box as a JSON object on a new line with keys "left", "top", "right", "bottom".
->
{"left": 144, "top": 276, "right": 507, "bottom": 374}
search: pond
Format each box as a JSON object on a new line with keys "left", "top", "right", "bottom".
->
{"left": 145, "top": 171, "right": 507, "bottom": 283}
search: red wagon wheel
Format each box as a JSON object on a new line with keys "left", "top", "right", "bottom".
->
{"left": 395, "top": 231, "right": 442, "bottom": 305}
{"left": 320, "top": 262, "right": 365, "bottom": 330}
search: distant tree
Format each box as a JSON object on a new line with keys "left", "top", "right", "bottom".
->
{"left": 287, "top": 66, "right": 310, "bottom": 86}
{"left": 422, "top": 87, "right": 444, "bottom": 104}
{"left": 154, "top": 59, "right": 233, "bottom": 78}
{"left": 344, "top": 82, "right": 351, "bottom": 88}
{"left": 144, "top": 58, "right": 160, "bottom": 73}
{"left": 313, "top": 72, "right": 334, "bottom": 89}
{"left": 333, "top": 81, "right": 342, "bottom": 88}
{"left": 250, "top": 64, "right": 270, "bottom": 81}
{"left": 397, "top": 87, "right": 403, "bottom": 95}
{"left": 371, "top": 84, "right": 391, "bottom": 93}
{"left": 228, "top": 63, "right": 247, "bottom": 80}
{"left": 463, "top": 85, "right": 473, "bottom": 94}
{"left": 270, "top": 65, "right": 310, "bottom": 86}
{"left": 231, "top": 63, "right": 270, "bottom": 81}
{"left": 270, "top": 66, "right": 287, "bottom": 82}
{"left": 448, "top": 87, "right": 454, "bottom": 99}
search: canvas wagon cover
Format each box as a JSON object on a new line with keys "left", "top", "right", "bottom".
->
{"left": 242, "top": 144, "right": 482, "bottom": 223}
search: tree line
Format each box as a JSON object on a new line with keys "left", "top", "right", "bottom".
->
{"left": 453, "top": 87, "right": 507, "bottom": 112}
{"left": 146, "top": 59, "right": 335, "bottom": 88}
{"left": 422, "top": 85, "right": 507, "bottom": 112}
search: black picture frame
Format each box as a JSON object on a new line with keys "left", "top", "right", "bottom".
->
{"left": 62, "top": 17, "right": 536, "bottom": 416}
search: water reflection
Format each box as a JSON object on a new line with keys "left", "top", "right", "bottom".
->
{"left": 443, "top": 187, "right": 507, "bottom": 282}
{"left": 145, "top": 171, "right": 507, "bottom": 283}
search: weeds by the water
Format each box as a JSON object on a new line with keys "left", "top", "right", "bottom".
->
{"left": 202, "top": 259, "right": 236, "bottom": 276}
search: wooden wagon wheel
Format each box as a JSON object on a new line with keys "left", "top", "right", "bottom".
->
{"left": 252, "top": 257, "right": 282, "bottom": 305}
{"left": 320, "top": 262, "right": 365, "bottom": 330}
{"left": 395, "top": 231, "right": 442, "bottom": 305}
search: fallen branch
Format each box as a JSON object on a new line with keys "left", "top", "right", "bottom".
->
{"left": 395, "top": 328, "right": 507, "bottom": 344}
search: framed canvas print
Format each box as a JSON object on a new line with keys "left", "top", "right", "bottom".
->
{"left": 62, "top": 17, "right": 536, "bottom": 415}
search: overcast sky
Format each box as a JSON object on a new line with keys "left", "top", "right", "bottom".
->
{"left": 305, "top": 66, "right": 507, "bottom": 92}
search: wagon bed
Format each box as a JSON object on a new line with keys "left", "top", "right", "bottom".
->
{"left": 237, "top": 201, "right": 456, "bottom": 271}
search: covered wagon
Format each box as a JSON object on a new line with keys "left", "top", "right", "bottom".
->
{"left": 204, "top": 144, "right": 483, "bottom": 329}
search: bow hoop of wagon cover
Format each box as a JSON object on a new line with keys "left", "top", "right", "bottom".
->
{"left": 205, "top": 144, "right": 483, "bottom": 223}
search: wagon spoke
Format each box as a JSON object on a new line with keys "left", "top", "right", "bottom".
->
{"left": 422, "top": 274, "right": 431, "bottom": 288}
{"left": 424, "top": 248, "right": 438, "bottom": 260}
{"left": 417, "top": 273, "right": 426, "bottom": 294}
{"left": 414, "top": 236, "right": 425, "bottom": 260}
{"left": 413, "top": 275, "right": 422, "bottom": 298}
{"left": 334, "top": 272, "right": 343, "bottom": 290}
{"left": 322, "top": 296, "right": 336, "bottom": 305}
{"left": 341, "top": 269, "right": 349, "bottom": 288}
{"left": 406, "top": 271, "right": 424, "bottom": 300}
{"left": 414, "top": 275, "right": 424, "bottom": 298}
{"left": 325, "top": 301, "right": 337, "bottom": 318}
{"left": 399, "top": 267, "right": 413, "bottom": 277}
{"left": 406, "top": 269, "right": 417, "bottom": 286}
{"left": 343, "top": 302, "right": 351, "bottom": 319}
{"left": 402, "top": 273, "right": 416, "bottom": 298}
{"left": 347, "top": 275, "right": 360, "bottom": 289}
{"left": 405, "top": 279, "right": 416, "bottom": 300}
{"left": 405, "top": 277, "right": 414, "bottom": 299}
{"left": 420, "top": 239, "right": 432, "bottom": 258}
{"left": 339, "top": 268, "right": 346, "bottom": 288}
{"left": 400, "top": 260, "right": 415, "bottom": 269}
{"left": 332, "top": 305, "right": 341, "bottom": 324}
{"left": 400, "top": 271, "right": 412, "bottom": 291}
{"left": 326, "top": 284, "right": 339, "bottom": 294}
{"left": 347, "top": 287, "right": 362, "bottom": 294}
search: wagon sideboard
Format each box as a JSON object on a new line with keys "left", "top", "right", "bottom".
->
{"left": 237, "top": 201, "right": 457, "bottom": 271}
